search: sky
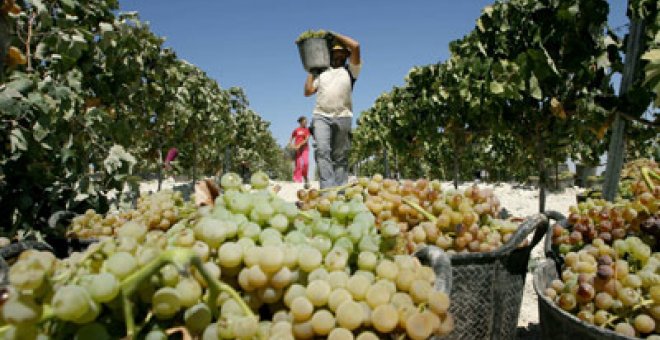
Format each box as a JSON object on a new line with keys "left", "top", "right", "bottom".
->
{"left": 119, "top": 0, "right": 629, "bottom": 176}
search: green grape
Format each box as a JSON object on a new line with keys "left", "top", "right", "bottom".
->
{"left": 365, "top": 283, "right": 391, "bottom": 308}
{"left": 395, "top": 269, "right": 416, "bottom": 292}
{"left": 347, "top": 274, "right": 371, "bottom": 300}
{"left": 239, "top": 221, "right": 261, "bottom": 240}
{"left": 308, "top": 267, "right": 329, "bottom": 282}
{"left": 144, "top": 329, "right": 167, "bottom": 340}
{"left": 200, "top": 218, "right": 229, "bottom": 248}
{"left": 176, "top": 277, "right": 202, "bottom": 308}
{"left": 298, "top": 247, "right": 322, "bottom": 272}
{"left": 328, "top": 288, "right": 353, "bottom": 312}
{"left": 390, "top": 292, "right": 414, "bottom": 309}
{"left": 324, "top": 248, "right": 349, "bottom": 271}
{"left": 243, "top": 246, "right": 263, "bottom": 267}
{"left": 253, "top": 202, "right": 275, "bottom": 224}
{"left": 152, "top": 287, "right": 181, "bottom": 319}
{"left": 376, "top": 260, "right": 398, "bottom": 281}
{"left": 160, "top": 264, "right": 180, "bottom": 287}
{"left": 201, "top": 323, "right": 219, "bottom": 340}
{"left": 232, "top": 315, "right": 259, "bottom": 339}
{"left": 87, "top": 272, "right": 120, "bottom": 303}
{"left": 259, "top": 245, "right": 284, "bottom": 273}
{"left": 116, "top": 221, "right": 147, "bottom": 241}
{"left": 250, "top": 171, "right": 270, "bottom": 189}
{"left": 428, "top": 290, "right": 450, "bottom": 314}
{"left": 634, "top": 314, "right": 655, "bottom": 334}
{"left": 328, "top": 327, "right": 354, "bottom": 340}
{"left": 52, "top": 285, "right": 92, "bottom": 321}
{"left": 405, "top": 312, "right": 434, "bottom": 340}
{"left": 284, "top": 284, "right": 307, "bottom": 307}
{"left": 2, "top": 294, "right": 42, "bottom": 325}
{"left": 9, "top": 259, "right": 47, "bottom": 291}
{"left": 311, "top": 309, "right": 336, "bottom": 336}
{"left": 247, "top": 265, "right": 268, "bottom": 288}
{"left": 310, "top": 235, "right": 333, "bottom": 255}
{"left": 371, "top": 303, "right": 398, "bottom": 333}
{"left": 328, "top": 224, "right": 347, "bottom": 241}
{"left": 284, "top": 230, "right": 306, "bottom": 245}
{"left": 229, "top": 193, "right": 253, "bottom": 214}
{"left": 358, "top": 251, "right": 378, "bottom": 271}
{"left": 259, "top": 287, "right": 283, "bottom": 304}
{"left": 221, "top": 299, "right": 244, "bottom": 318}
{"left": 328, "top": 270, "right": 349, "bottom": 289}
{"left": 269, "top": 214, "right": 289, "bottom": 233}
{"left": 356, "top": 331, "right": 379, "bottom": 340}
{"left": 334, "top": 237, "right": 355, "bottom": 253}
{"left": 290, "top": 296, "right": 314, "bottom": 322}
{"left": 306, "top": 280, "right": 331, "bottom": 307}
{"left": 221, "top": 172, "right": 242, "bottom": 190}
{"left": 73, "top": 299, "right": 100, "bottom": 324}
{"left": 184, "top": 303, "right": 212, "bottom": 334}
{"left": 271, "top": 267, "right": 293, "bottom": 289}
{"left": 292, "top": 319, "right": 314, "bottom": 339}
{"left": 358, "top": 235, "right": 380, "bottom": 253}
{"left": 260, "top": 229, "right": 283, "bottom": 246}
{"left": 336, "top": 300, "right": 364, "bottom": 330}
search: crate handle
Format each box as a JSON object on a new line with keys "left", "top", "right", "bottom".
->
{"left": 414, "top": 245, "right": 452, "bottom": 294}
{"left": 494, "top": 214, "right": 549, "bottom": 257}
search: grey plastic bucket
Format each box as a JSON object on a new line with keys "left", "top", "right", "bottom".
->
{"left": 297, "top": 37, "right": 331, "bottom": 73}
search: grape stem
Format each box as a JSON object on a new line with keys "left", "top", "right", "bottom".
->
{"left": 401, "top": 197, "right": 437, "bottom": 223}
{"left": 119, "top": 248, "right": 253, "bottom": 339}
{"left": 604, "top": 314, "right": 619, "bottom": 327}
{"left": 632, "top": 298, "right": 654, "bottom": 311}
{"left": 641, "top": 167, "right": 657, "bottom": 191}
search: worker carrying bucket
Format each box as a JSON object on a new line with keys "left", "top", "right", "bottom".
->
{"left": 297, "top": 30, "right": 361, "bottom": 189}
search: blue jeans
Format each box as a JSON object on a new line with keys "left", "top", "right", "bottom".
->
{"left": 311, "top": 115, "right": 352, "bottom": 189}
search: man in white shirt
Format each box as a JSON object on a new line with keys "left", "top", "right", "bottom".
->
{"left": 304, "top": 32, "right": 361, "bottom": 189}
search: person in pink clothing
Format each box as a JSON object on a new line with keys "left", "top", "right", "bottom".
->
{"left": 290, "top": 116, "right": 310, "bottom": 187}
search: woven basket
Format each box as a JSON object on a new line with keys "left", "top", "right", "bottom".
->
{"left": 534, "top": 259, "right": 637, "bottom": 340}
{"left": 418, "top": 214, "right": 548, "bottom": 340}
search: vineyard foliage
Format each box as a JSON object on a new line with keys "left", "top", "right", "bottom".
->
{"left": 0, "top": 0, "right": 288, "bottom": 236}
{"left": 352, "top": 0, "right": 659, "bottom": 191}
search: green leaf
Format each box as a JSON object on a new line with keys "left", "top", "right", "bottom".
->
{"left": 99, "top": 22, "right": 113, "bottom": 33}
{"left": 10, "top": 129, "right": 28, "bottom": 153}
{"left": 529, "top": 74, "right": 542, "bottom": 100}
{"left": 33, "top": 122, "right": 49, "bottom": 142}
{"left": 30, "top": 0, "right": 47, "bottom": 14}
{"left": 60, "top": 0, "right": 77, "bottom": 11}
{"left": 490, "top": 81, "right": 505, "bottom": 94}
{"left": 7, "top": 77, "right": 34, "bottom": 93}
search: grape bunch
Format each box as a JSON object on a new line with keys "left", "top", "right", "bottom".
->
{"left": 545, "top": 236, "right": 660, "bottom": 338}
{"left": 68, "top": 190, "right": 195, "bottom": 239}
{"left": 619, "top": 159, "right": 660, "bottom": 199}
{"left": 1, "top": 172, "right": 453, "bottom": 339}
{"left": 298, "top": 175, "right": 526, "bottom": 254}
{"left": 551, "top": 197, "right": 658, "bottom": 254}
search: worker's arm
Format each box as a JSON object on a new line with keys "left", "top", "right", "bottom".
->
{"left": 333, "top": 32, "right": 360, "bottom": 66}
{"left": 304, "top": 73, "right": 317, "bottom": 96}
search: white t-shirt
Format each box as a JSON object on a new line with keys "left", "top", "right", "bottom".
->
{"left": 312, "top": 63, "right": 362, "bottom": 117}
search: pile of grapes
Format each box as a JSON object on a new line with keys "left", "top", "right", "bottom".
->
{"left": 547, "top": 187, "right": 660, "bottom": 337}
{"left": 619, "top": 159, "right": 660, "bottom": 199}
{"left": 68, "top": 190, "right": 196, "bottom": 239}
{"left": 298, "top": 175, "right": 524, "bottom": 254}
{"left": 0, "top": 173, "right": 454, "bottom": 339}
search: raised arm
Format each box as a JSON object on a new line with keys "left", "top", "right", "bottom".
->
{"left": 304, "top": 73, "right": 317, "bottom": 97}
{"left": 333, "top": 32, "right": 360, "bottom": 66}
